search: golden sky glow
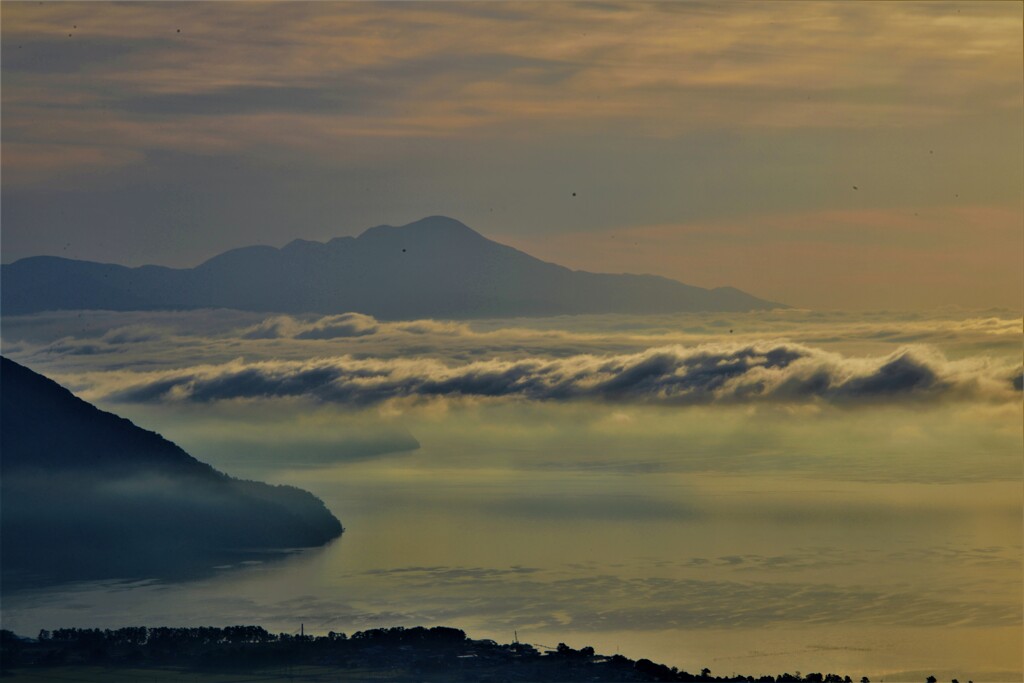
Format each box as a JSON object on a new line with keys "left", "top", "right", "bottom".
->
{"left": 2, "top": 1, "right": 1021, "bottom": 309}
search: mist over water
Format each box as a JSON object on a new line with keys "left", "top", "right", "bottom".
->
{"left": 1, "top": 310, "right": 1021, "bottom": 681}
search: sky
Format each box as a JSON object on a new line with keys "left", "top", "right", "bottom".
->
{"left": 2, "top": 1, "right": 1022, "bottom": 310}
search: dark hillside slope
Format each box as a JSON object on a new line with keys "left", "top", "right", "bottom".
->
{"left": 1, "top": 357, "right": 343, "bottom": 586}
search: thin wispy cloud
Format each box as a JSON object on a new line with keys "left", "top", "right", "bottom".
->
{"left": 5, "top": 2, "right": 1019, "bottom": 174}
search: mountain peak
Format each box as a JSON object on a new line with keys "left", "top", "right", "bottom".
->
{"left": 358, "top": 216, "right": 483, "bottom": 242}
{"left": 406, "top": 215, "right": 476, "bottom": 232}
{"left": 2, "top": 216, "right": 783, "bottom": 316}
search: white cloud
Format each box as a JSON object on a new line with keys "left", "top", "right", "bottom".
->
{"left": 73, "top": 341, "right": 1019, "bottom": 408}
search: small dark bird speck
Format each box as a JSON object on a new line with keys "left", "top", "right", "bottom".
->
{"left": 852, "top": 185, "right": 858, "bottom": 190}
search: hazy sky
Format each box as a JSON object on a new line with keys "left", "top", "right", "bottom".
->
{"left": 2, "top": 1, "right": 1021, "bottom": 310}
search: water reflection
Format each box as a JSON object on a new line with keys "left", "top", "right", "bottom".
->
{"left": 0, "top": 545, "right": 331, "bottom": 594}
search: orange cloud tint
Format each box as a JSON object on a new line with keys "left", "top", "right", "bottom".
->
{"left": 500, "top": 205, "right": 1024, "bottom": 311}
{"left": 3, "top": 2, "right": 1021, "bottom": 176}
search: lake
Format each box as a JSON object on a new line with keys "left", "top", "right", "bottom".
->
{"left": 1, "top": 310, "right": 1020, "bottom": 681}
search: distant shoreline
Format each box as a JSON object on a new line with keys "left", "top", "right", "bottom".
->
{"left": 2, "top": 625, "right": 880, "bottom": 683}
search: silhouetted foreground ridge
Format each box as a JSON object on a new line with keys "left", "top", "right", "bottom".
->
{"left": 1, "top": 626, "right": 859, "bottom": 682}
{"left": 1, "top": 357, "right": 343, "bottom": 587}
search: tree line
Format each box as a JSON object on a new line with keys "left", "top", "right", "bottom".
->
{"left": 1, "top": 626, "right": 957, "bottom": 683}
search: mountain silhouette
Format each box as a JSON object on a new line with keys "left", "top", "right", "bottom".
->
{"left": 1, "top": 357, "right": 343, "bottom": 587}
{"left": 1, "top": 216, "right": 781, "bottom": 317}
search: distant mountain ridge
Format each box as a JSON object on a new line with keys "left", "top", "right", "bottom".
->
{"left": 1, "top": 216, "right": 782, "bottom": 317}
{"left": 1, "top": 357, "right": 343, "bottom": 586}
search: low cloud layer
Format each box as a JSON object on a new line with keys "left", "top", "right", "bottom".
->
{"left": 94, "top": 342, "right": 1020, "bottom": 408}
{"left": 5, "top": 309, "right": 1020, "bottom": 369}
{"left": 243, "top": 313, "right": 380, "bottom": 340}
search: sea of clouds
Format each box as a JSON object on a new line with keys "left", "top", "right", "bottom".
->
{"left": 2, "top": 309, "right": 1020, "bottom": 409}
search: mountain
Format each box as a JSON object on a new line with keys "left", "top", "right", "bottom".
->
{"left": 1, "top": 216, "right": 782, "bottom": 317}
{"left": 0, "top": 357, "right": 343, "bottom": 586}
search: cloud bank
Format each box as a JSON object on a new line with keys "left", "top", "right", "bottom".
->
{"left": 242, "top": 313, "right": 381, "bottom": 340}
{"left": 95, "top": 342, "right": 1020, "bottom": 408}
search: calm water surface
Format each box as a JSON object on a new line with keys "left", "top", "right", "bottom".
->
{"left": 3, "top": 403, "right": 1020, "bottom": 682}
